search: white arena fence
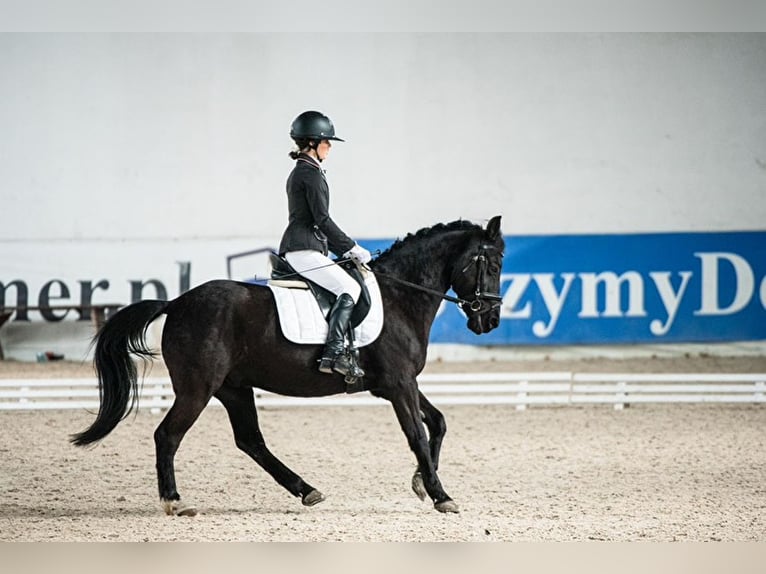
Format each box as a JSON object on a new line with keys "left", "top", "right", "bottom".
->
{"left": 1, "top": 372, "right": 765, "bottom": 412}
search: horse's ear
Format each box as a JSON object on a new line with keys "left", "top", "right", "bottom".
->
{"left": 486, "top": 215, "right": 502, "bottom": 240}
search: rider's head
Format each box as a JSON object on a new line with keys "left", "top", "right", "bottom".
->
{"left": 289, "top": 111, "right": 344, "bottom": 162}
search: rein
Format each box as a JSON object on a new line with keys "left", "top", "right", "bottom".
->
{"left": 270, "top": 257, "right": 484, "bottom": 310}
{"left": 271, "top": 244, "right": 504, "bottom": 314}
{"left": 371, "top": 269, "right": 479, "bottom": 309}
{"left": 372, "top": 244, "right": 503, "bottom": 314}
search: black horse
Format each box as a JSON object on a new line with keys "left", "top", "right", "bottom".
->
{"left": 72, "top": 216, "right": 505, "bottom": 515}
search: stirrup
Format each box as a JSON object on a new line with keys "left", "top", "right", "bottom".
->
{"left": 331, "top": 353, "right": 365, "bottom": 378}
{"left": 345, "top": 373, "right": 365, "bottom": 394}
{"left": 318, "top": 356, "right": 335, "bottom": 374}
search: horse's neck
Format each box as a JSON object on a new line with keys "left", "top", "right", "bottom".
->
{"left": 376, "top": 232, "right": 468, "bottom": 330}
{"left": 373, "top": 231, "right": 470, "bottom": 363}
{"left": 373, "top": 231, "right": 466, "bottom": 356}
{"left": 378, "top": 232, "right": 463, "bottom": 293}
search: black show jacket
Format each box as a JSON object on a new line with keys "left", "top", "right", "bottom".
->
{"left": 278, "top": 154, "right": 356, "bottom": 257}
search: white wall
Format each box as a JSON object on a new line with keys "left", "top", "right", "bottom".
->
{"left": 2, "top": 33, "right": 764, "bottom": 245}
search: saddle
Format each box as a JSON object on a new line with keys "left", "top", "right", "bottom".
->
{"left": 269, "top": 253, "right": 372, "bottom": 328}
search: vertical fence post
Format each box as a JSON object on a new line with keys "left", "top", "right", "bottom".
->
{"left": 614, "top": 381, "right": 627, "bottom": 410}
{"left": 755, "top": 380, "right": 765, "bottom": 403}
{"left": 20, "top": 384, "right": 29, "bottom": 407}
{"left": 516, "top": 380, "right": 528, "bottom": 411}
{"left": 149, "top": 381, "right": 168, "bottom": 415}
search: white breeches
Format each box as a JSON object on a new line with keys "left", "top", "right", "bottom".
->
{"left": 284, "top": 250, "right": 361, "bottom": 303}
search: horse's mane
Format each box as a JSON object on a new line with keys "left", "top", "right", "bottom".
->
{"left": 374, "top": 219, "right": 482, "bottom": 263}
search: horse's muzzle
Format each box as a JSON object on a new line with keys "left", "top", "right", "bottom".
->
{"left": 467, "top": 308, "right": 501, "bottom": 335}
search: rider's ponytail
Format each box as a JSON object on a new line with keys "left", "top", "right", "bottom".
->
{"left": 288, "top": 137, "right": 318, "bottom": 160}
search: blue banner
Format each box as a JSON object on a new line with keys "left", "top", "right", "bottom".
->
{"left": 362, "top": 231, "right": 766, "bottom": 345}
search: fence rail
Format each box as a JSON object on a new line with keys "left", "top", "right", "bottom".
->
{"left": 1, "top": 372, "right": 765, "bottom": 411}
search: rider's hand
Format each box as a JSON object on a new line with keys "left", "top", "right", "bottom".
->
{"left": 344, "top": 243, "right": 372, "bottom": 264}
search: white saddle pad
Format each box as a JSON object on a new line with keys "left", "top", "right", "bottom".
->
{"left": 268, "top": 272, "right": 384, "bottom": 347}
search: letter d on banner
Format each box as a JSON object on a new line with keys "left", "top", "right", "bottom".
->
{"left": 694, "top": 252, "right": 754, "bottom": 316}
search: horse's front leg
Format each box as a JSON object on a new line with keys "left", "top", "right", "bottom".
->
{"left": 411, "top": 391, "right": 447, "bottom": 503}
{"left": 389, "top": 384, "right": 458, "bottom": 513}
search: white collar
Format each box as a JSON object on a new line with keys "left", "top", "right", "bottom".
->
{"left": 298, "top": 153, "right": 321, "bottom": 168}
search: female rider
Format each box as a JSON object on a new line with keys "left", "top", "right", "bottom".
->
{"left": 278, "top": 110, "right": 371, "bottom": 378}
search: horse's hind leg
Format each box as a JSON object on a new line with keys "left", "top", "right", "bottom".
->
{"left": 411, "top": 392, "right": 447, "bottom": 502}
{"left": 214, "top": 384, "right": 325, "bottom": 507}
{"left": 154, "top": 393, "right": 210, "bottom": 517}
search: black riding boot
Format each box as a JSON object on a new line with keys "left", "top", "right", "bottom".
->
{"left": 318, "top": 293, "right": 365, "bottom": 378}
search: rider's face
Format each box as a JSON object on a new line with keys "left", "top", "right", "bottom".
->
{"left": 316, "top": 139, "right": 332, "bottom": 161}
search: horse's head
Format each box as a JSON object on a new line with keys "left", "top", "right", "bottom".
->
{"left": 450, "top": 215, "right": 505, "bottom": 334}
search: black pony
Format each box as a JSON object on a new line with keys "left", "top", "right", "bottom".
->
{"left": 72, "top": 216, "right": 505, "bottom": 515}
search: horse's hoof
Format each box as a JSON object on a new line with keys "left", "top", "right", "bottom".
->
{"left": 434, "top": 499, "right": 459, "bottom": 513}
{"left": 302, "top": 489, "right": 326, "bottom": 507}
{"left": 162, "top": 498, "right": 198, "bottom": 517}
{"left": 411, "top": 471, "right": 427, "bottom": 501}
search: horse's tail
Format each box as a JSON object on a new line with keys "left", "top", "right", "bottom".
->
{"left": 70, "top": 299, "right": 169, "bottom": 447}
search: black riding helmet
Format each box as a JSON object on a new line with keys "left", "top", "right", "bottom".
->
{"left": 290, "top": 111, "right": 345, "bottom": 142}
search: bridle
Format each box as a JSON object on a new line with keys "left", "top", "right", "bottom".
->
{"left": 453, "top": 243, "right": 504, "bottom": 313}
{"left": 373, "top": 244, "right": 504, "bottom": 315}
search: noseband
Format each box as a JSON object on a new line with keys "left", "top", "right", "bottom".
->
{"left": 452, "top": 244, "right": 504, "bottom": 314}
{"left": 373, "top": 244, "right": 503, "bottom": 315}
